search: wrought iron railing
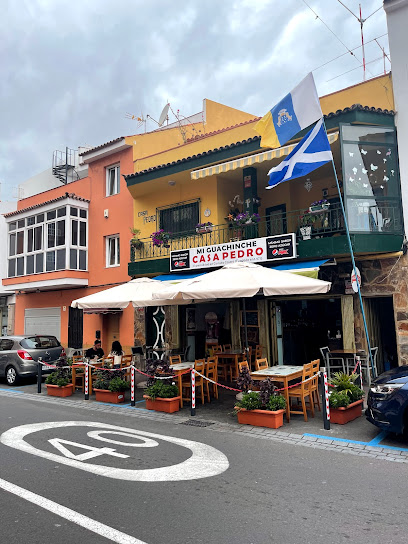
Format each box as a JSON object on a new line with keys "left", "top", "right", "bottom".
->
{"left": 130, "top": 200, "right": 402, "bottom": 262}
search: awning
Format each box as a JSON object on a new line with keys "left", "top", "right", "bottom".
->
{"left": 191, "top": 132, "right": 339, "bottom": 180}
{"left": 153, "top": 272, "right": 207, "bottom": 282}
{"left": 270, "top": 259, "right": 330, "bottom": 279}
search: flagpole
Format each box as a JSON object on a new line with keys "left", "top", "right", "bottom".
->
{"left": 322, "top": 119, "right": 376, "bottom": 379}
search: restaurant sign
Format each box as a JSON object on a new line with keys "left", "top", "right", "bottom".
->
{"left": 170, "top": 234, "right": 296, "bottom": 272}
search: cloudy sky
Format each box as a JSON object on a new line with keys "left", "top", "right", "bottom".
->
{"left": 1, "top": 0, "right": 389, "bottom": 201}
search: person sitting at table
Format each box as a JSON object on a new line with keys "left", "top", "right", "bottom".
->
{"left": 108, "top": 340, "right": 124, "bottom": 368}
{"left": 85, "top": 340, "right": 104, "bottom": 360}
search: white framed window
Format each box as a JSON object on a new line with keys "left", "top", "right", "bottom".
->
{"left": 106, "top": 164, "right": 120, "bottom": 196}
{"left": 106, "top": 235, "right": 120, "bottom": 267}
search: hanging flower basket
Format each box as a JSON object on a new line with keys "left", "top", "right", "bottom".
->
{"left": 309, "top": 200, "right": 330, "bottom": 212}
{"left": 151, "top": 229, "right": 171, "bottom": 248}
{"left": 233, "top": 212, "right": 261, "bottom": 227}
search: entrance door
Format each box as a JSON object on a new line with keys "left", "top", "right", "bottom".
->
{"left": 68, "top": 307, "right": 83, "bottom": 349}
{"left": 363, "top": 296, "right": 397, "bottom": 373}
{"left": 266, "top": 204, "right": 287, "bottom": 236}
{"left": 103, "top": 313, "right": 121, "bottom": 355}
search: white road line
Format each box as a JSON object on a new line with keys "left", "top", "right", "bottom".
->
{"left": 0, "top": 476, "right": 147, "bottom": 544}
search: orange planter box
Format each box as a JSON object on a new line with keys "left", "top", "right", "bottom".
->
{"left": 330, "top": 399, "right": 363, "bottom": 424}
{"left": 235, "top": 407, "right": 285, "bottom": 429}
{"left": 94, "top": 389, "right": 126, "bottom": 404}
{"left": 46, "top": 384, "right": 73, "bottom": 397}
{"left": 143, "top": 395, "right": 181, "bottom": 413}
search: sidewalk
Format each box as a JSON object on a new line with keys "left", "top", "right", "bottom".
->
{"left": 3, "top": 377, "right": 400, "bottom": 449}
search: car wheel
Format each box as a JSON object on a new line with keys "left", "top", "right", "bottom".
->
{"left": 6, "top": 366, "right": 20, "bottom": 386}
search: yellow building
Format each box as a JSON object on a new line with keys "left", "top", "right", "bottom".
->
{"left": 126, "top": 74, "right": 405, "bottom": 371}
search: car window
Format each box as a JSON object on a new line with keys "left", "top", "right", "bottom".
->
{"left": 20, "top": 336, "right": 60, "bottom": 349}
{"left": 0, "top": 339, "right": 14, "bottom": 351}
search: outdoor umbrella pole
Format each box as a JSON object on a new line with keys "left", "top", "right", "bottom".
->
{"left": 242, "top": 298, "right": 249, "bottom": 356}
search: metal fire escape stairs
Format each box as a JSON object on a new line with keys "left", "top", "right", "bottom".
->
{"left": 52, "top": 147, "right": 80, "bottom": 184}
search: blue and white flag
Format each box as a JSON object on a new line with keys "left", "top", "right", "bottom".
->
{"left": 266, "top": 119, "right": 332, "bottom": 189}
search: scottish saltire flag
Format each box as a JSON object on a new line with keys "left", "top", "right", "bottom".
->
{"left": 266, "top": 118, "right": 332, "bottom": 189}
{"left": 255, "top": 73, "right": 322, "bottom": 149}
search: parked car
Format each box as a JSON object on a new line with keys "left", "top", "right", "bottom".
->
{"left": 0, "top": 335, "right": 65, "bottom": 385}
{"left": 366, "top": 366, "right": 408, "bottom": 434}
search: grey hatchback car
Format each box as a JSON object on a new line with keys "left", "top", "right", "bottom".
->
{"left": 0, "top": 335, "right": 65, "bottom": 385}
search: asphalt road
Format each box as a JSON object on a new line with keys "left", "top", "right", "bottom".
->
{"left": 0, "top": 393, "right": 406, "bottom": 544}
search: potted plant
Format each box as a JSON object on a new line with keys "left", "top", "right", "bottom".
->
{"left": 235, "top": 378, "right": 286, "bottom": 429}
{"left": 299, "top": 211, "right": 317, "bottom": 240}
{"left": 144, "top": 381, "right": 180, "bottom": 413}
{"left": 233, "top": 212, "right": 261, "bottom": 227}
{"left": 142, "top": 358, "right": 180, "bottom": 412}
{"left": 196, "top": 221, "right": 213, "bottom": 234}
{"left": 92, "top": 367, "right": 130, "bottom": 403}
{"left": 130, "top": 227, "right": 143, "bottom": 250}
{"left": 309, "top": 199, "right": 330, "bottom": 212}
{"left": 45, "top": 357, "right": 73, "bottom": 397}
{"left": 329, "top": 372, "right": 364, "bottom": 424}
{"left": 151, "top": 229, "right": 171, "bottom": 248}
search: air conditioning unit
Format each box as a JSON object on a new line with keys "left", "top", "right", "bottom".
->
{"left": 104, "top": 209, "right": 109, "bottom": 218}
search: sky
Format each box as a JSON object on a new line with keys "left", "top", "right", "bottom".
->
{"left": 0, "top": 0, "right": 389, "bottom": 201}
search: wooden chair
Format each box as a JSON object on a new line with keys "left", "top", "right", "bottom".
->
{"left": 182, "top": 360, "right": 206, "bottom": 405}
{"left": 288, "top": 362, "right": 315, "bottom": 422}
{"left": 310, "top": 359, "right": 321, "bottom": 411}
{"left": 238, "top": 360, "right": 249, "bottom": 373}
{"left": 72, "top": 355, "right": 83, "bottom": 364}
{"left": 205, "top": 357, "right": 218, "bottom": 401}
{"left": 103, "top": 356, "right": 114, "bottom": 367}
{"left": 169, "top": 355, "right": 182, "bottom": 366}
{"left": 222, "top": 344, "right": 232, "bottom": 351}
{"left": 121, "top": 355, "right": 132, "bottom": 365}
{"left": 255, "top": 358, "right": 268, "bottom": 371}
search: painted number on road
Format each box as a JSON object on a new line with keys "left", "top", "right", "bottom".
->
{"left": 0, "top": 421, "right": 229, "bottom": 482}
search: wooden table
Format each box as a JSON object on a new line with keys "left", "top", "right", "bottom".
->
{"left": 251, "top": 365, "right": 304, "bottom": 422}
{"left": 217, "top": 350, "right": 244, "bottom": 380}
{"left": 170, "top": 362, "right": 194, "bottom": 408}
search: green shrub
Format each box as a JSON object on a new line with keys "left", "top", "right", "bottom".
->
{"left": 329, "top": 390, "right": 350, "bottom": 408}
{"left": 267, "top": 394, "right": 286, "bottom": 411}
{"left": 329, "top": 372, "right": 364, "bottom": 404}
{"left": 236, "top": 391, "right": 262, "bottom": 411}
{"left": 108, "top": 378, "right": 130, "bottom": 392}
{"left": 145, "top": 381, "right": 179, "bottom": 400}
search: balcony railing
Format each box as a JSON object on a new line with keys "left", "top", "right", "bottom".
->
{"left": 130, "top": 200, "right": 403, "bottom": 262}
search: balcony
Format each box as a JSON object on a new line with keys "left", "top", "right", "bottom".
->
{"left": 128, "top": 200, "right": 404, "bottom": 277}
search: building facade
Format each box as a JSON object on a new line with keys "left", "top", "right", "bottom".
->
{"left": 125, "top": 74, "right": 405, "bottom": 371}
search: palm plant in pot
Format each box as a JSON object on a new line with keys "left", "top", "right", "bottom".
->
{"left": 235, "top": 377, "right": 286, "bottom": 429}
{"left": 329, "top": 372, "right": 364, "bottom": 424}
{"left": 92, "top": 366, "right": 130, "bottom": 403}
{"left": 143, "top": 358, "right": 180, "bottom": 413}
{"left": 45, "top": 357, "right": 73, "bottom": 397}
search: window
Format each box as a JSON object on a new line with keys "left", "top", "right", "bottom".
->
{"left": 158, "top": 200, "right": 200, "bottom": 234}
{"left": 7, "top": 203, "right": 88, "bottom": 277}
{"left": 106, "top": 164, "right": 120, "bottom": 196}
{"left": 106, "top": 235, "right": 120, "bottom": 267}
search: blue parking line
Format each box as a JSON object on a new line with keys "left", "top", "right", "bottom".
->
{"left": 0, "top": 388, "right": 23, "bottom": 394}
{"left": 303, "top": 432, "right": 408, "bottom": 452}
{"left": 368, "top": 431, "right": 388, "bottom": 445}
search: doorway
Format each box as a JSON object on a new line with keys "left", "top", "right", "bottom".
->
{"left": 363, "top": 296, "right": 397, "bottom": 373}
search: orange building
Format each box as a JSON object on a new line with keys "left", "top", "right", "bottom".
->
{"left": 2, "top": 100, "right": 256, "bottom": 356}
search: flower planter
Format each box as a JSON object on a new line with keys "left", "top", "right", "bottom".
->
{"left": 234, "top": 407, "right": 285, "bottom": 429}
{"left": 309, "top": 204, "right": 330, "bottom": 212}
{"left": 196, "top": 227, "right": 213, "bottom": 234}
{"left": 94, "top": 389, "right": 126, "bottom": 404}
{"left": 330, "top": 399, "right": 363, "bottom": 424}
{"left": 144, "top": 395, "right": 181, "bottom": 413}
{"left": 46, "top": 384, "right": 74, "bottom": 397}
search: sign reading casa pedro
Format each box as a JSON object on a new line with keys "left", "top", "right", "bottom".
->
{"left": 170, "top": 234, "right": 296, "bottom": 272}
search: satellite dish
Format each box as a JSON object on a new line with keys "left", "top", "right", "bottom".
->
{"left": 158, "top": 103, "right": 170, "bottom": 127}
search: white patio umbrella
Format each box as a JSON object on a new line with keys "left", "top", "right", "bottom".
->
{"left": 71, "top": 277, "right": 192, "bottom": 310}
{"left": 153, "top": 262, "right": 331, "bottom": 300}
{"left": 153, "top": 262, "right": 331, "bottom": 350}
